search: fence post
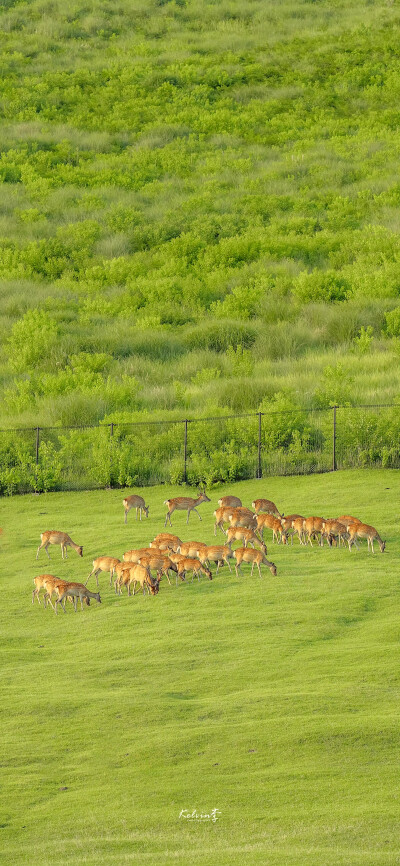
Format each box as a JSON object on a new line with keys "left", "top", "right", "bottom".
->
{"left": 257, "top": 412, "right": 263, "bottom": 478}
{"left": 35, "top": 427, "right": 40, "bottom": 466}
{"left": 183, "top": 419, "right": 188, "bottom": 484}
{"left": 108, "top": 423, "right": 114, "bottom": 489}
{"left": 332, "top": 406, "right": 337, "bottom": 471}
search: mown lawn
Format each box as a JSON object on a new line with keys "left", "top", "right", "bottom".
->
{"left": 0, "top": 469, "right": 399, "bottom": 865}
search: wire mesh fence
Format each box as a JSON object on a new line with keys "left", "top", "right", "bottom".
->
{"left": 0, "top": 404, "right": 398, "bottom": 494}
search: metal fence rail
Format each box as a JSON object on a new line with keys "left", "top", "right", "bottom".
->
{"left": 0, "top": 404, "right": 398, "bottom": 494}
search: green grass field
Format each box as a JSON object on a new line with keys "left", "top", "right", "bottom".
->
{"left": 1, "top": 469, "right": 399, "bottom": 865}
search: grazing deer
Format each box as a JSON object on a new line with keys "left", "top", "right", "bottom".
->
{"left": 322, "top": 519, "right": 349, "bottom": 547}
{"left": 226, "top": 527, "right": 266, "bottom": 551}
{"left": 138, "top": 553, "right": 178, "bottom": 586}
{"left": 36, "top": 531, "right": 83, "bottom": 560}
{"left": 280, "top": 515, "right": 305, "bottom": 545}
{"left": 234, "top": 547, "right": 277, "bottom": 578}
{"left": 43, "top": 577, "right": 89, "bottom": 612}
{"left": 198, "top": 545, "right": 234, "bottom": 573}
{"left": 176, "top": 557, "right": 212, "bottom": 582}
{"left": 86, "top": 556, "right": 120, "bottom": 587}
{"left": 347, "top": 522, "right": 386, "bottom": 553}
{"left": 128, "top": 564, "right": 160, "bottom": 596}
{"left": 252, "top": 499, "right": 281, "bottom": 517}
{"left": 218, "top": 495, "right": 242, "bottom": 508}
{"left": 164, "top": 491, "right": 211, "bottom": 527}
{"left": 123, "top": 495, "right": 149, "bottom": 523}
{"left": 55, "top": 582, "right": 101, "bottom": 613}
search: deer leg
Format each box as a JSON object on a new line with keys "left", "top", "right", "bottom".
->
{"left": 192, "top": 508, "right": 202, "bottom": 521}
{"left": 165, "top": 510, "right": 173, "bottom": 527}
{"left": 257, "top": 563, "right": 262, "bottom": 578}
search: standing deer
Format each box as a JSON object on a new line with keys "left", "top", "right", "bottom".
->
{"left": 36, "top": 531, "right": 83, "bottom": 560}
{"left": 123, "top": 495, "right": 149, "bottom": 523}
{"left": 32, "top": 574, "right": 58, "bottom": 606}
{"left": 252, "top": 499, "right": 281, "bottom": 517}
{"left": 164, "top": 491, "right": 210, "bottom": 526}
{"left": 86, "top": 556, "right": 120, "bottom": 587}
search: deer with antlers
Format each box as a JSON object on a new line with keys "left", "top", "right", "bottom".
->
{"left": 164, "top": 491, "right": 210, "bottom": 526}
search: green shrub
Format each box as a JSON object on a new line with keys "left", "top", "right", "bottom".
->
{"left": 293, "top": 270, "right": 352, "bottom": 304}
{"left": 6, "top": 309, "right": 59, "bottom": 373}
{"left": 184, "top": 320, "right": 258, "bottom": 352}
{"left": 384, "top": 307, "right": 400, "bottom": 337}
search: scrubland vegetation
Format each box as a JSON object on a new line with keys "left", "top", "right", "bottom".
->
{"left": 0, "top": 0, "right": 400, "bottom": 488}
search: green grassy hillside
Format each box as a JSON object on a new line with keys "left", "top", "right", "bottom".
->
{"left": 1, "top": 470, "right": 399, "bottom": 864}
{"left": 0, "top": 0, "right": 400, "bottom": 435}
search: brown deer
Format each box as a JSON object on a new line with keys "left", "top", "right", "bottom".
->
{"left": 304, "top": 517, "right": 325, "bottom": 547}
{"left": 43, "top": 577, "right": 89, "bottom": 612}
{"left": 226, "top": 527, "right": 266, "bottom": 551}
{"left": 164, "top": 491, "right": 210, "bottom": 526}
{"left": 176, "top": 557, "right": 212, "bottom": 582}
{"left": 177, "top": 541, "right": 208, "bottom": 558}
{"left": 86, "top": 556, "right": 120, "bottom": 587}
{"left": 256, "top": 514, "right": 287, "bottom": 544}
{"left": 123, "top": 495, "right": 149, "bottom": 523}
{"left": 280, "top": 515, "right": 305, "bottom": 545}
{"left": 252, "top": 498, "right": 281, "bottom": 517}
{"left": 32, "top": 574, "right": 56, "bottom": 605}
{"left": 218, "top": 495, "right": 242, "bottom": 508}
{"left": 127, "top": 564, "right": 160, "bottom": 596}
{"left": 55, "top": 582, "right": 101, "bottom": 613}
{"left": 198, "top": 545, "right": 234, "bottom": 573}
{"left": 138, "top": 553, "right": 178, "bottom": 586}
{"left": 36, "top": 531, "right": 83, "bottom": 560}
{"left": 322, "top": 519, "right": 349, "bottom": 547}
{"left": 347, "top": 522, "right": 386, "bottom": 553}
{"left": 234, "top": 547, "right": 277, "bottom": 578}
{"left": 228, "top": 512, "right": 258, "bottom": 531}
{"left": 213, "top": 506, "right": 237, "bottom": 536}
{"left": 123, "top": 547, "right": 164, "bottom": 563}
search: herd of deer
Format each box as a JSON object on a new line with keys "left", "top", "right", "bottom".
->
{"left": 32, "top": 491, "right": 386, "bottom": 614}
